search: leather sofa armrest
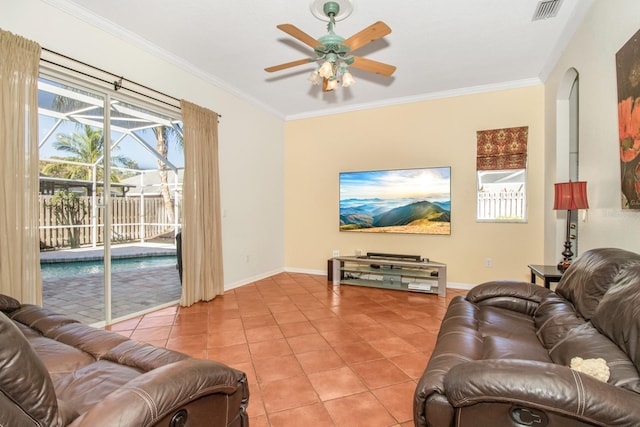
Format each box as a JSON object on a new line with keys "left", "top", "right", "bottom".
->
{"left": 69, "top": 359, "right": 248, "bottom": 427}
{"left": 466, "top": 281, "right": 552, "bottom": 316}
{"left": 444, "top": 359, "right": 640, "bottom": 426}
{"left": 0, "top": 311, "right": 64, "bottom": 427}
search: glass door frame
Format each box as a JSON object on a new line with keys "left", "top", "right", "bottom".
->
{"left": 38, "top": 68, "right": 183, "bottom": 326}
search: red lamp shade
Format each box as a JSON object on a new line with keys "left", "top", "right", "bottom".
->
{"left": 553, "top": 181, "right": 589, "bottom": 210}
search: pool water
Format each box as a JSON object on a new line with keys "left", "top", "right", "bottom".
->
{"left": 41, "top": 256, "right": 177, "bottom": 280}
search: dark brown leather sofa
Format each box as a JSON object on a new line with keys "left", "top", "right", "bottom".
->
{"left": 0, "top": 295, "right": 249, "bottom": 427}
{"left": 414, "top": 248, "right": 640, "bottom": 427}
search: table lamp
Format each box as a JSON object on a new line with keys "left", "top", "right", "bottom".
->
{"left": 553, "top": 181, "right": 589, "bottom": 271}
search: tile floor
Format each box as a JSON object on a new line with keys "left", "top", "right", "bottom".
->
{"left": 106, "top": 272, "right": 467, "bottom": 427}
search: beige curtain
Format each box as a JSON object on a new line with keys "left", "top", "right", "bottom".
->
{"left": 179, "top": 100, "right": 224, "bottom": 306}
{"left": 0, "top": 29, "right": 42, "bottom": 304}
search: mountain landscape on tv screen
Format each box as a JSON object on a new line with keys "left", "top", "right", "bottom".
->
{"left": 340, "top": 197, "right": 451, "bottom": 234}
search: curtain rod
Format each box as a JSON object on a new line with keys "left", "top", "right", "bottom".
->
{"left": 41, "top": 47, "right": 222, "bottom": 118}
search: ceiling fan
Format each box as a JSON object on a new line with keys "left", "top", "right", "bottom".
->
{"left": 265, "top": 1, "right": 396, "bottom": 92}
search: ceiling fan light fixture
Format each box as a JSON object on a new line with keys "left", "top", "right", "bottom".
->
{"left": 308, "top": 70, "right": 321, "bottom": 85}
{"left": 326, "top": 78, "right": 339, "bottom": 91}
{"left": 318, "top": 60, "right": 334, "bottom": 78}
{"left": 265, "top": 0, "right": 394, "bottom": 94}
{"left": 342, "top": 71, "right": 355, "bottom": 87}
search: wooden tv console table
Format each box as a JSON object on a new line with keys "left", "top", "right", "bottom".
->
{"left": 331, "top": 255, "right": 447, "bottom": 297}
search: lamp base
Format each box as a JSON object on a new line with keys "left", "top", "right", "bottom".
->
{"left": 558, "top": 240, "right": 574, "bottom": 272}
{"left": 557, "top": 260, "right": 571, "bottom": 272}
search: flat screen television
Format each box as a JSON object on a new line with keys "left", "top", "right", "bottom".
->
{"left": 339, "top": 167, "right": 451, "bottom": 235}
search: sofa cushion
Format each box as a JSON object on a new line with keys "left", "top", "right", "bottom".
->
{"left": 534, "top": 293, "right": 586, "bottom": 349}
{"left": 54, "top": 359, "right": 143, "bottom": 415}
{"left": 479, "top": 306, "right": 552, "bottom": 361}
{"left": 29, "top": 335, "right": 97, "bottom": 382}
{"left": 548, "top": 322, "right": 640, "bottom": 393}
{"left": 9, "top": 304, "right": 80, "bottom": 335}
{"left": 591, "top": 262, "right": 640, "bottom": 371}
{"left": 466, "top": 280, "right": 550, "bottom": 316}
{"left": 0, "top": 311, "right": 64, "bottom": 426}
{"left": 556, "top": 248, "right": 640, "bottom": 319}
{"left": 103, "top": 340, "right": 188, "bottom": 372}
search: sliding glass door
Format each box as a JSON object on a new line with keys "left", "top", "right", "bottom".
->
{"left": 38, "top": 75, "right": 183, "bottom": 325}
{"left": 106, "top": 97, "right": 183, "bottom": 320}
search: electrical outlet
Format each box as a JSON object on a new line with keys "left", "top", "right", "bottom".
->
{"left": 332, "top": 249, "right": 340, "bottom": 257}
{"left": 485, "top": 258, "right": 493, "bottom": 268}
{"left": 355, "top": 249, "right": 362, "bottom": 256}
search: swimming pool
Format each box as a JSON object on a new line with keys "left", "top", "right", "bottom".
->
{"left": 40, "top": 256, "right": 177, "bottom": 280}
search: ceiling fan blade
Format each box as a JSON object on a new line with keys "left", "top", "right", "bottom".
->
{"left": 343, "top": 21, "right": 392, "bottom": 52}
{"left": 350, "top": 56, "right": 396, "bottom": 77}
{"left": 265, "top": 58, "right": 314, "bottom": 73}
{"left": 277, "top": 24, "right": 323, "bottom": 49}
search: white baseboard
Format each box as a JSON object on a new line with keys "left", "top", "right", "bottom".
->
{"left": 446, "top": 282, "right": 475, "bottom": 290}
{"left": 224, "top": 267, "right": 285, "bottom": 291}
{"left": 284, "top": 267, "right": 326, "bottom": 276}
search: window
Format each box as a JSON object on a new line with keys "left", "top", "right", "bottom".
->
{"left": 477, "top": 169, "right": 526, "bottom": 221}
{"left": 476, "top": 127, "right": 528, "bottom": 222}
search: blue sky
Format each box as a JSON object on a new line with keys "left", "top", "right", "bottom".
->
{"left": 38, "top": 77, "right": 184, "bottom": 171}
{"left": 340, "top": 167, "right": 451, "bottom": 201}
{"left": 39, "top": 117, "right": 184, "bottom": 170}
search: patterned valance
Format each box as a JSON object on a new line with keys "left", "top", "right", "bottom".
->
{"left": 476, "top": 126, "right": 528, "bottom": 170}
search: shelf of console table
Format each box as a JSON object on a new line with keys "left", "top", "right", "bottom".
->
{"left": 332, "top": 256, "right": 447, "bottom": 297}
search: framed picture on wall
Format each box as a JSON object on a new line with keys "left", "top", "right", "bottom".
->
{"left": 616, "top": 28, "right": 640, "bottom": 210}
{"left": 339, "top": 167, "right": 451, "bottom": 235}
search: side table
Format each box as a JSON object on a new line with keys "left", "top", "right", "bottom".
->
{"left": 528, "top": 264, "right": 563, "bottom": 289}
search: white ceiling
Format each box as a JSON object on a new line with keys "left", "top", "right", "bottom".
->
{"left": 47, "top": 0, "right": 593, "bottom": 120}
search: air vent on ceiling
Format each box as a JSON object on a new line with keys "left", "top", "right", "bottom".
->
{"left": 532, "top": 0, "right": 564, "bottom": 21}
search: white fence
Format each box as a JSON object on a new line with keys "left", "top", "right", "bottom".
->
{"left": 39, "top": 196, "right": 179, "bottom": 249}
{"left": 477, "top": 190, "right": 526, "bottom": 221}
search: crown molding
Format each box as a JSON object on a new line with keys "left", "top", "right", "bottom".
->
{"left": 285, "top": 77, "right": 543, "bottom": 121}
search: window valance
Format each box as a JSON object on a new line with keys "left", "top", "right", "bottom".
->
{"left": 476, "top": 126, "right": 528, "bottom": 170}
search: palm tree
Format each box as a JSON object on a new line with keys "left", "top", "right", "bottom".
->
{"left": 41, "top": 125, "right": 137, "bottom": 184}
{"left": 152, "top": 124, "right": 183, "bottom": 224}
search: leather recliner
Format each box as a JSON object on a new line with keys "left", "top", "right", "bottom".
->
{"left": 0, "top": 295, "right": 249, "bottom": 427}
{"left": 414, "top": 247, "right": 640, "bottom": 427}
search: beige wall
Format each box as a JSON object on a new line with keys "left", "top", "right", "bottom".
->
{"left": 285, "top": 86, "right": 545, "bottom": 286}
{"left": 543, "top": 0, "right": 640, "bottom": 260}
